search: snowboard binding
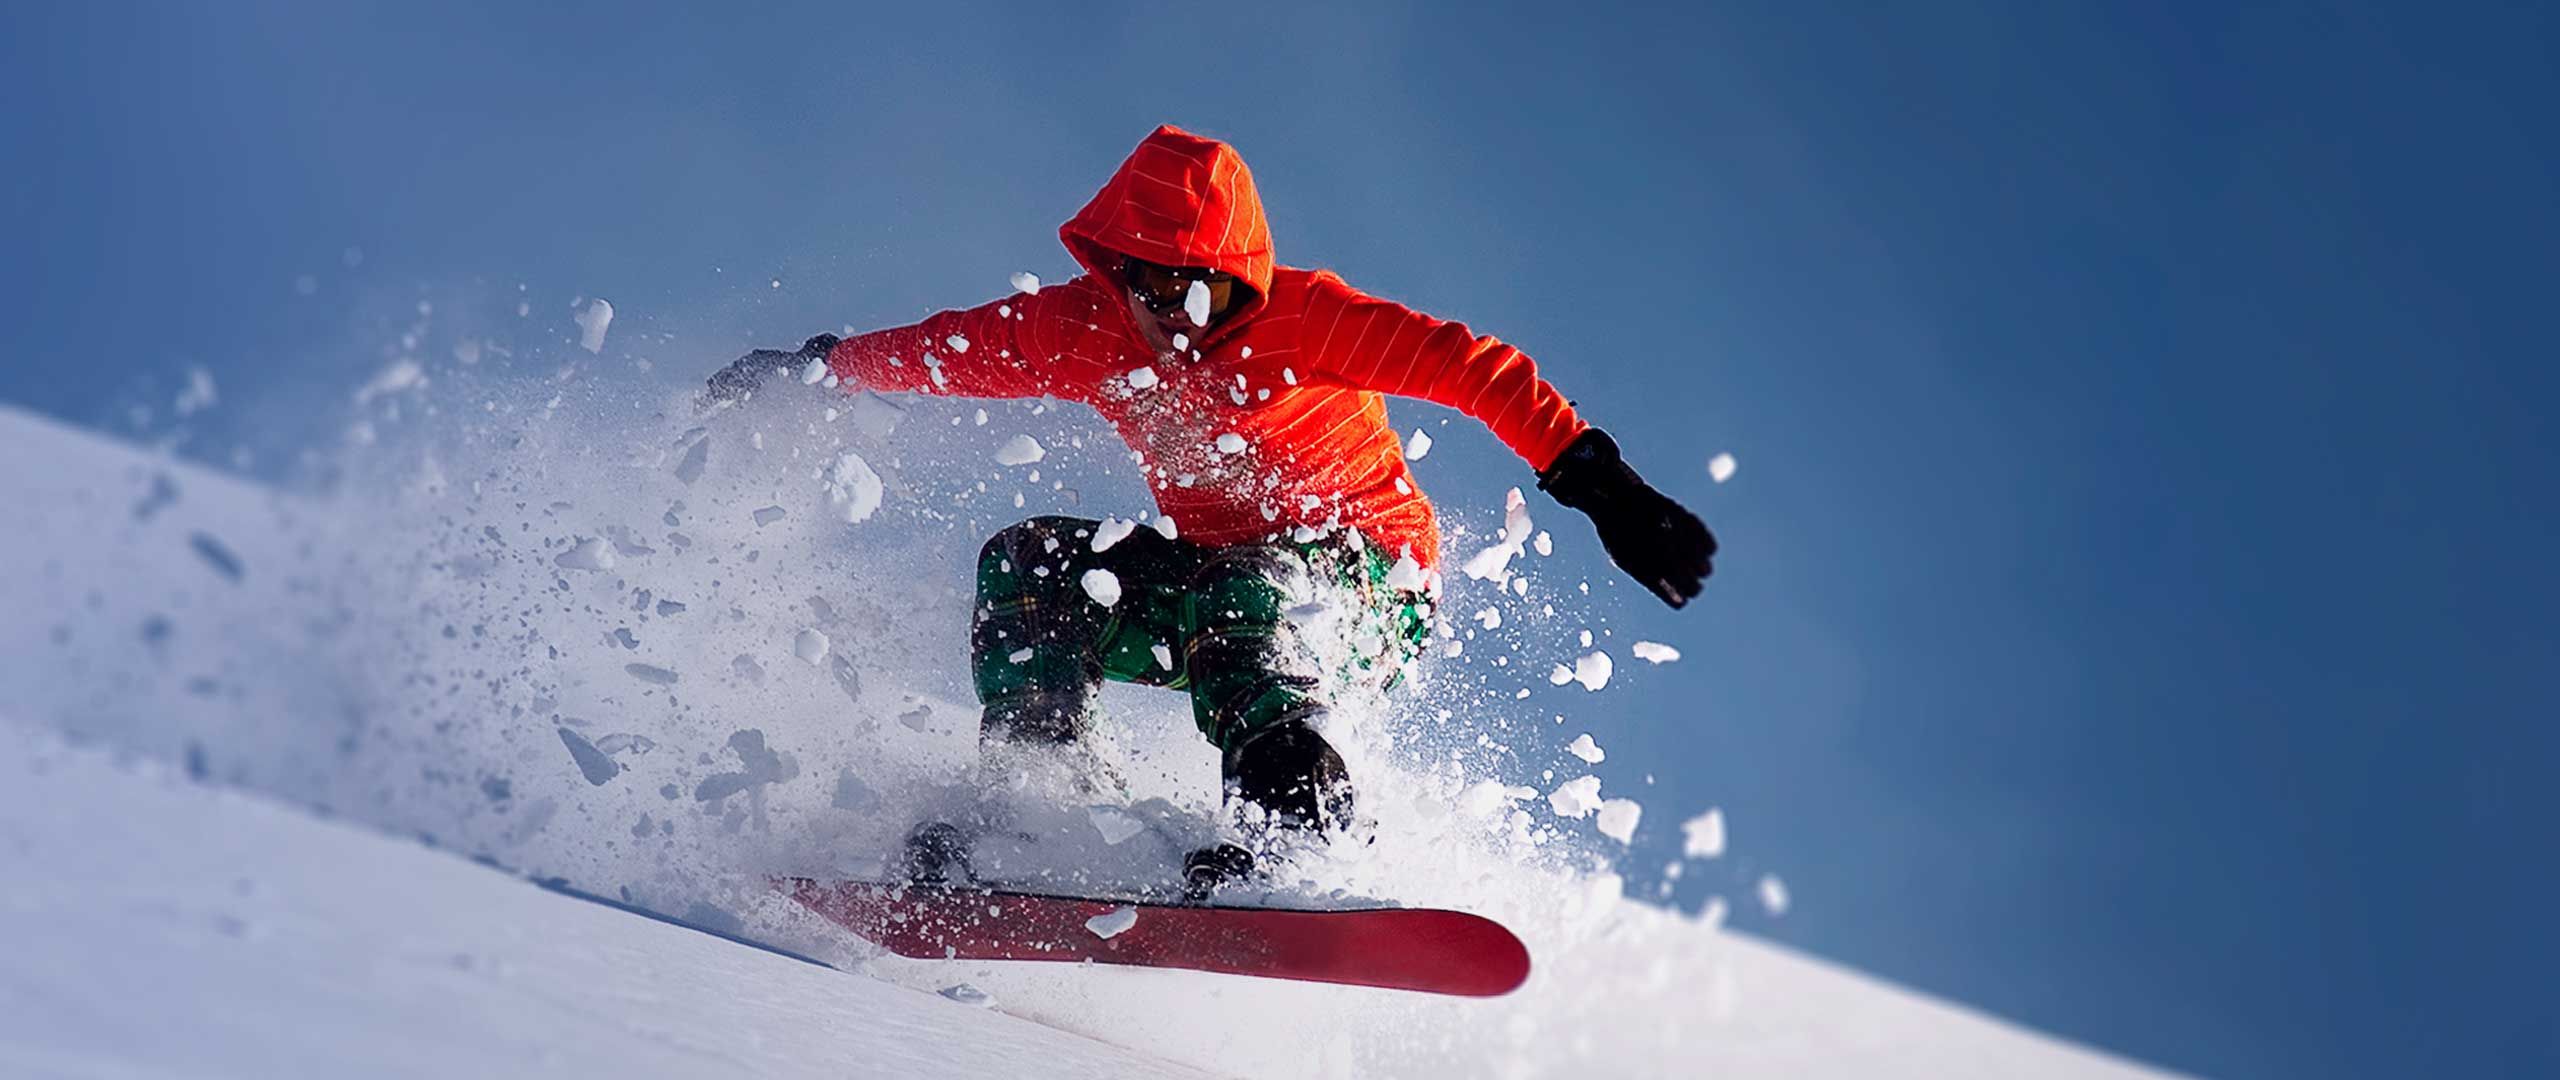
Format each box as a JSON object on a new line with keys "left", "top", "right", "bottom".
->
{"left": 900, "top": 821, "right": 975, "bottom": 888}
{"left": 1180, "top": 843, "right": 1258, "bottom": 902}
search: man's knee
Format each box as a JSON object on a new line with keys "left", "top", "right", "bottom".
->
{"left": 980, "top": 515, "right": 1093, "bottom": 571}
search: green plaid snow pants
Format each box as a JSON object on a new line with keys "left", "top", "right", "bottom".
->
{"left": 970, "top": 516, "right": 1433, "bottom": 752}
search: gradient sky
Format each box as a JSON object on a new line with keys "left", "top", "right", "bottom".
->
{"left": 5, "top": 3, "right": 2555, "bottom": 1077}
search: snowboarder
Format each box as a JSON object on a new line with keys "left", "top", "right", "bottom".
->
{"left": 709, "top": 125, "right": 1714, "bottom": 860}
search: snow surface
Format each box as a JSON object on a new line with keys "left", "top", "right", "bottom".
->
{"left": 0, "top": 402, "right": 2181, "bottom": 1079}
{"left": 0, "top": 720, "right": 1206, "bottom": 1080}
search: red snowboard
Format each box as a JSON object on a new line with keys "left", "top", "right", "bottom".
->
{"left": 781, "top": 877, "right": 1531, "bottom": 997}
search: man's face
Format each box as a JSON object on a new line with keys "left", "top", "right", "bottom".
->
{"left": 1121, "top": 258, "right": 1245, "bottom": 356}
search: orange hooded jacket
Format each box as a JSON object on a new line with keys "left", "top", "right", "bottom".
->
{"left": 825, "top": 125, "right": 1588, "bottom": 569}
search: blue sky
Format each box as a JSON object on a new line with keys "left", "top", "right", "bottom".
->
{"left": 5, "top": 3, "right": 2555, "bottom": 1077}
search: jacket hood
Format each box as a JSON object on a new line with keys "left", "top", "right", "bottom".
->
{"left": 1060, "top": 125, "right": 1276, "bottom": 312}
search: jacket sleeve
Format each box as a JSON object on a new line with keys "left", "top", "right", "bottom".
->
{"left": 824, "top": 291, "right": 1068, "bottom": 400}
{"left": 1298, "top": 274, "right": 1590, "bottom": 472}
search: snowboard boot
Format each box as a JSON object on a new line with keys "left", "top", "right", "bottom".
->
{"left": 977, "top": 691, "right": 1129, "bottom": 803}
{"left": 1220, "top": 712, "right": 1354, "bottom": 836}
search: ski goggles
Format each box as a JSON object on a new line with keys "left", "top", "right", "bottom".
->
{"left": 1122, "top": 257, "right": 1245, "bottom": 323}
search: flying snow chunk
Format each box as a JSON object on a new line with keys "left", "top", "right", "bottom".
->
{"left": 1473, "top": 606, "right": 1503, "bottom": 630}
{"left": 845, "top": 393, "right": 904, "bottom": 440}
{"left": 800, "top": 358, "right": 830, "bottom": 385}
{"left": 1548, "top": 775, "right": 1603, "bottom": 819}
{"left": 1572, "top": 650, "right": 1614, "bottom": 691}
{"left": 1087, "top": 806, "right": 1146, "bottom": 846}
{"left": 1086, "top": 905, "right": 1139, "bottom": 940}
{"left": 1548, "top": 664, "right": 1575, "bottom": 686}
{"left": 1759, "top": 873, "right": 1791, "bottom": 916}
{"left": 1405, "top": 429, "right": 1433, "bottom": 460}
{"left": 353, "top": 358, "right": 427, "bottom": 404}
{"left": 1567, "top": 733, "right": 1606, "bottom": 764}
{"left": 1597, "top": 798, "right": 1643, "bottom": 844}
{"left": 1384, "top": 552, "right": 1430, "bottom": 592}
{"left": 1184, "top": 279, "right": 1212, "bottom": 327}
{"left": 945, "top": 334, "right": 970, "bottom": 354}
{"left": 557, "top": 727, "right": 622, "bottom": 785}
{"left": 793, "top": 628, "right": 831, "bottom": 666}
{"left": 189, "top": 533, "right": 245, "bottom": 583}
{"left": 1010, "top": 271, "right": 1041, "bottom": 295}
{"left": 1215, "top": 432, "right": 1248, "bottom": 455}
{"left": 1682, "top": 807, "right": 1727, "bottom": 859}
{"left": 994, "top": 435, "right": 1047, "bottom": 466}
{"left": 1632, "top": 641, "right": 1682, "bottom": 664}
{"left": 1080, "top": 569, "right": 1122, "bottom": 607}
{"left": 1151, "top": 643, "right": 1175, "bottom": 670}
{"left": 1533, "top": 531, "right": 1553, "bottom": 557}
{"left": 1090, "top": 517, "right": 1139, "bottom": 552}
{"left": 554, "top": 537, "right": 615, "bottom": 571}
{"left": 1152, "top": 515, "right": 1179, "bottom": 540}
{"left": 1709, "top": 452, "right": 1739, "bottom": 483}
{"left": 1458, "top": 780, "right": 1537, "bottom": 818}
{"left": 575, "top": 298, "right": 614, "bottom": 353}
{"left": 1125, "top": 366, "right": 1161, "bottom": 391}
{"left": 174, "top": 367, "right": 218, "bottom": 417}
{"left": 1462, "top": 488, "right": 1535, "bottom": 583}
{"left": 827, "top": 452, "right": 884, "bottom": 523}
{"left": 1007, "top": 647, "right": 1034, "bottom": 664}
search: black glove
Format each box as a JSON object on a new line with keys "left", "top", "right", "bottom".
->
{"left": 1538, "top": 428, "right": 1717, "bottom": 608}
{"left": 701, "top": 333, "right": 840, "bottom": 406}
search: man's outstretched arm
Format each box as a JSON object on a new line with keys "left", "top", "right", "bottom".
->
{"left": 821, "top": 296, "right": 1055, "bottom": 398}
{"left": 706, "top": 288, "right": 1085, "bottom": 406}
{"left": 1301, "top": 276, "right": 1717, "bottom": 607}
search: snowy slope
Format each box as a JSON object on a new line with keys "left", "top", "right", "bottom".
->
{"left": 0, "top": 401, "right": 2183, "bottom": 1079}
{"left": 0, "top": 719, "right": 1207, "bottom": 1079}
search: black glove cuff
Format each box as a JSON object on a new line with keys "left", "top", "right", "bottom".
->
{"left": 1537, "top": 428, "right": 1635, "bottom": 511}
